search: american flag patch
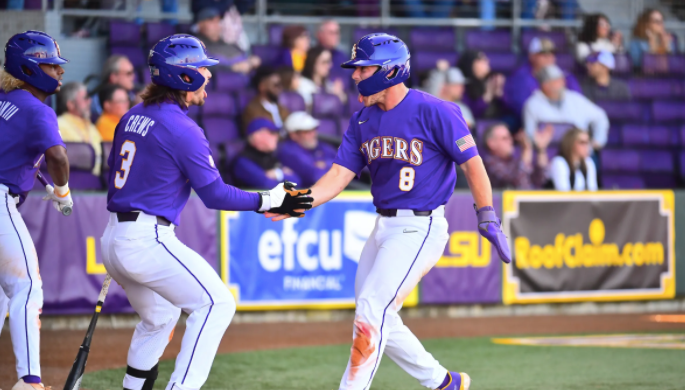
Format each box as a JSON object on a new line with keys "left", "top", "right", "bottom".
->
{"left": 456, "top": 134, "right": 476, "bottom": 152}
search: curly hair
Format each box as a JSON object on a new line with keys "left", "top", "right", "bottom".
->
{"left": 578, "top": 13, "right": 609, "bottom": 44}
{"left": 0, "top": 70, "right": 25, "bottom": 92}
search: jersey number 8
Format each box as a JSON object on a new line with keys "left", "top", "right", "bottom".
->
{"left": 114, "top": 141, "right": 137, "bottom": 189}
{"left": 399, "top": 167, "right": 415, "bottom": 191}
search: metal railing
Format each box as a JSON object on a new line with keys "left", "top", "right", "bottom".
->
{"left": 25, "top": 0, "right": 685, "bottom": 50}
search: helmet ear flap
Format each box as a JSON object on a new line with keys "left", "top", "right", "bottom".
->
{"left": 385, "top": 66, "right": 400, "bottom": 80}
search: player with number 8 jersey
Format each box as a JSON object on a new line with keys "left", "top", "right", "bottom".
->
{"left": 102, "top": 34, "right": 312, "bottom": 390}
{"left": 265, "top": 33, "right": 511, "bottom": 390}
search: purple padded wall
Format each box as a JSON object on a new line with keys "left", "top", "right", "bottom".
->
{"left": 465, "top": 30, "right": 512, "bottom": 52}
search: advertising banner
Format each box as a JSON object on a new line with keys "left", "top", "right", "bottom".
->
{"left": 20, "top": 194, "right": 217, "bottom": 314}
{"left": 221, "top": 192, "right": 424, "bottom": 310}
{"left": 420, "top": 193, "right": 503, "bottom": 304}
{"left": 502, "top": 191, "right": 676, "bottom": 304}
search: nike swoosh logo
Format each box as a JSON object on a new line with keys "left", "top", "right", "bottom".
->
{"left": 358, "top": 119, "right": 369, "bottom": 124}
{"left": 403, "top": 229, "right": 418, "bottom": 233}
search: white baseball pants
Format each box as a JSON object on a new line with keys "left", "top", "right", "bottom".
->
{"left": 0, "top": 187, "right": 43, "bottom": 381}
{"left": 339, "top": 207, "right": 450, "bottom": 390}
{"left": 101, "top": 212, "right": 236, "bottom": 390}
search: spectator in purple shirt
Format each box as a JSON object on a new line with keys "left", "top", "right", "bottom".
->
{"left": 232, "top": 118, "right": 300, "bottom": 189}
{"left": 277, "top": 111, "right": 337, "bottom": 187}
{"left": 503, "top": 37, "right": 581, "bottom": 117}
{"left": 482, "top": 122, "right": 552, "bottom": 189}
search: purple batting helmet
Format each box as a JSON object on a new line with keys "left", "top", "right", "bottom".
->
{"left": 4, "top": 30, "right": 68, "bottom": 93}
{"left": 341, "top": 33, "right": 410, "bottom": 97}
{"left": 148, "top": 34, "right": 219, "bottom": 91}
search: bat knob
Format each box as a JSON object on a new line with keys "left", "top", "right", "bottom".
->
{"left": 62, "top": 206, "right": 73, "bottom": 216}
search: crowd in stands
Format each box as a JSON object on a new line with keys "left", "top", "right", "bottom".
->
{"left": 9, "top": 2, "right": 683, "bottom": 193}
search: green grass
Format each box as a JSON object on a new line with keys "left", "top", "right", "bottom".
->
{"left": 82, "top": 336, "right": 685, "bottom": 390}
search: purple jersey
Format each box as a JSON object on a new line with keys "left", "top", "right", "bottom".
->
{"left": 107, "top": 102, "right": 220, "bottom": 225}
{"left": 0, "top": 89, "right": 65, "bottom": 197}
{"left": 334, "top": 89, "right": 478, "bottom": 210}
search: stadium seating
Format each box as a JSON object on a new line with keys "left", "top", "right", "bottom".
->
{"left": 409, "top": 27, "right": 455, "bottom": 51}
{"left": 214, "top": 71, "right": 250, "bottom": 93}
{"left": 65, "top": 143, "right": 102, "bottom": 190}
{"left": 92, "top": 21, "right": 684, "bottom": 190}
{"left": 109, "top": 21, "right": 141, "bottom": 47}
{"left": 465, "top": 29, "right": 512, "bottom": 52}
{"left": 146, "top": 22, "right": 176, "bottom": 46}
{"left": 279, "top": 91, "right": 306, "bottom": 113}
{"left": 412, "top": 51, "right": 459, "bottom": 73}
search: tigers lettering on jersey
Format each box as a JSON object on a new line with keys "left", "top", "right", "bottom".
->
{"left": 360, "top": 137, "right": 423, "bottom": 166}
{"left": 124, "top": 115, "right": 156, "bottom": 136}
{"left": 0, "top": 101, "right": 19, "bottom": 121}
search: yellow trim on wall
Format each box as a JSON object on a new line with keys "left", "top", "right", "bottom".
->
{"left": 501, "top": 190, "right": 676, "bottom": 305}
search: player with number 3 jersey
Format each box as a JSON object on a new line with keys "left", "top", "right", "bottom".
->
{"left": 102, "top": 35, "right": 312, "bottom": 390}
{"left": 265, "top": 33, "right": 511, "bottom": 390}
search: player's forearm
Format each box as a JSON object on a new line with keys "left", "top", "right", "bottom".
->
{"left": 195, "top": 177, "right": 261, "bottom": 211}
{"left": 45, "top": 145, "right": 70, "bottom": 186}
{"left": 309, "top": 164, "right": 355, "bottom": 208}
{"left": 461, "top": 156, "right": 493, "bottom": 209}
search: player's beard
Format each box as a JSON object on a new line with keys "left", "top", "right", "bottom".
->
{"left": 360, "top": 89, "right": 386, "bottom": 107}
{"left": 193, "top": 84, "right": 209, "bottom": 106}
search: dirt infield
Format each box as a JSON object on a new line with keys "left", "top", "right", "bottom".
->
{"left": 1, "top": 312, "right": 684, "bottom": 389}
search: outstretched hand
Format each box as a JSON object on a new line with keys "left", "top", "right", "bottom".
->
{"left": 259, "top": 182, "right": 313, "bottom": 220}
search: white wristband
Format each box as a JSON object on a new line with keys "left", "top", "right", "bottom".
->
{"left": 54, "top": 182, "right": 70, "bottom": 197}
{"left": 259, "top": 192, "right": 271, "bottom": 212}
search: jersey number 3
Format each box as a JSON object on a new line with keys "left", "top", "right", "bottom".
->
{"left": 114, "top": 141, "right": 137, "bottom": 189}
{"left": 399, "top": 167, "right": 415, "bottom": 191}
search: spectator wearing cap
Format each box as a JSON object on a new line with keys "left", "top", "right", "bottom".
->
{"left": 503, "top": 37, "right": 581, "bottom": 117}
{"left": 457, "top": 51, "right": 506, "bottom": 119}
{"left": 483, "top": 122, "right": 552, "bottom": 189}
{"left": 581, "top": 51, "right": 631, "bottom": 102}
{"left": 423, "top": 65, "right": 474, "bottom": 129}
{"left": 523, "top": 65, "right": 609, "bottom": 152}
{"left": 275, "top": 25, "right": 311, "bottom": 73}
{"left": 58, "top": 82, "right": 103, "bottom": 176}
{"left": 243, "top": 66, "right": 290, "bottom": 132}
{"left": 232, "top": 118, "right": 300, "bottom": 189}
{"left": 90, "top": 55, "right": 136, "bottom": 119}
{"left": 195, "top": 5, "right": 260, "bottom": 75}
{"left": 95, "top": 84, "right": 130, "bottom": 142}
{"left": 277, "top": 111, "right": 337, "bottom": 187}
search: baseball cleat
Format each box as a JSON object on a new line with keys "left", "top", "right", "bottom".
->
{"left": 437, "top": 372, "right": 470, "bottom": 390}
{"left": 11, "top": 380, "right": 49, "bottom": 390}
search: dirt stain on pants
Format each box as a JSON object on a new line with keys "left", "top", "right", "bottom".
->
{"left": 349, "top": 320, "right": 376, "bottom": 380}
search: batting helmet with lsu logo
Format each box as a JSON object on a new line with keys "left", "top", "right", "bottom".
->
{"left": 148, "top": 34, "right": 219, "bottom": 91}
{"left": 341, "top": 33, "right": 410, "bottom": 97}
{"left": 4, "top": 30, "right": 68, "bottom": 93}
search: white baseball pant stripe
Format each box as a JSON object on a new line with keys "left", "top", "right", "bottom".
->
{"left": 0, "top": 187, "right": 43, "bottom": 380}
{"left": 339, "top": 207, "right": 450, "bottom": 390}
{"left": 101, "top": 212, "right": 236, "bottom": 390}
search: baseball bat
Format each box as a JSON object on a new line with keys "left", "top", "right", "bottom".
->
{"left": 36, "top": 171, "right": 72, "bottom": 216}
{"left": 63, "top": 274, "right": 112, "bottom": 390}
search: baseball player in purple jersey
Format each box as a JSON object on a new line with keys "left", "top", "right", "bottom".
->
{"left": 101, "top": 34, "right": 312, "bottom": 390}
{"left": 266, "top": 33, "right": 511, "bottom": 390}
{"left": 0, "top": 31, "right": 73, "bottom": 390}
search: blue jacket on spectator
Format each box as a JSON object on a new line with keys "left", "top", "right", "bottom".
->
{"left": 503, "top": 63, "right": 581, "bottom": 117}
